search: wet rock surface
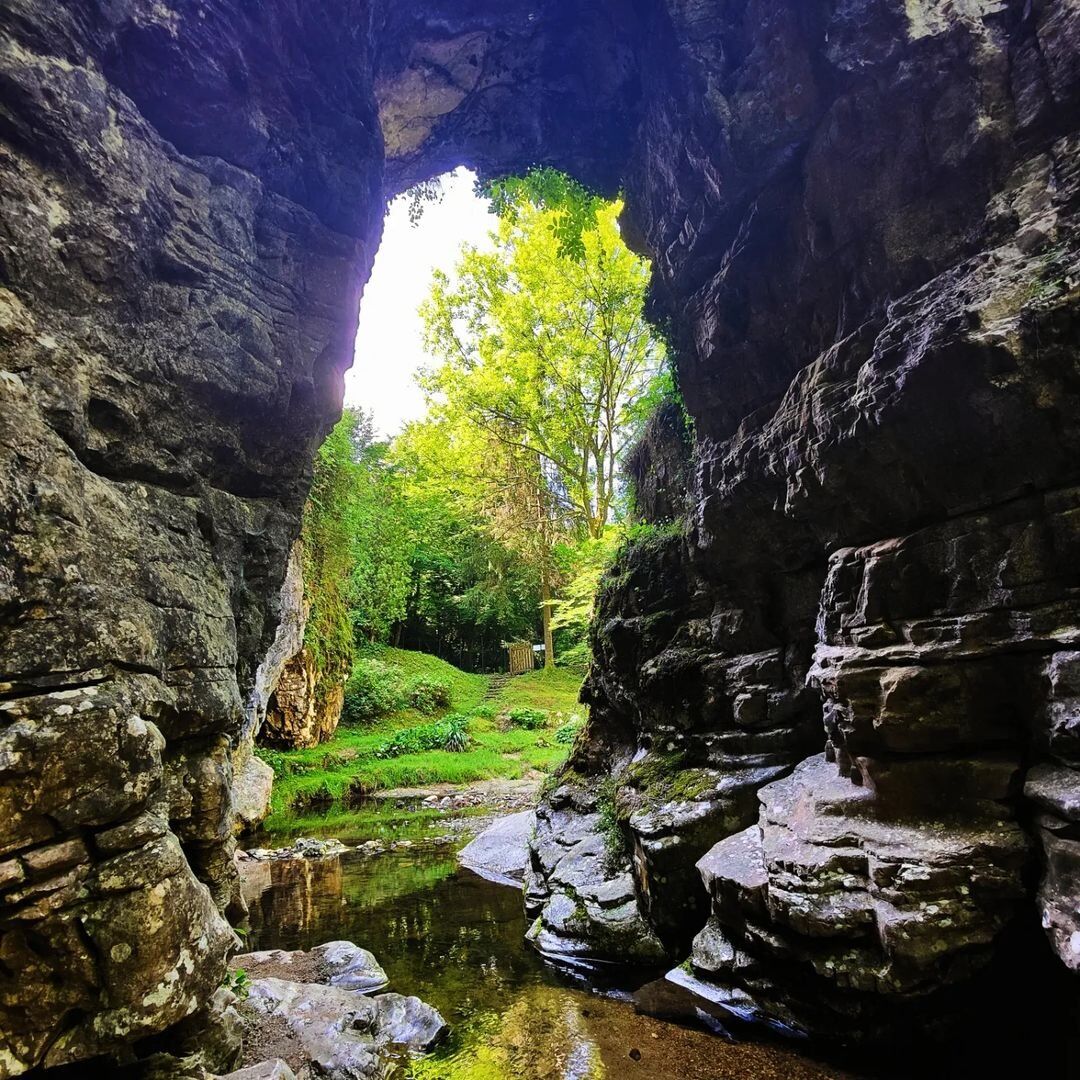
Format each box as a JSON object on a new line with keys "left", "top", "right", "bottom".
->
{"left": 237, "top": 979, "right": 445, "bottom": 1080}
{"left": 229, "top": 940, "right": 445, "bottom": 1080}
{"left": 1, "top": 0, "right": 1079, "bottom": 1068}
{"left": 232, "top": 941, "right": 389, "bottom": 995}
{"left": 458, "top": 809, "right": 535, "bottom": 886}
{"left": 677, "top": 756, "right": 1031, "bottom": 1039}
{"left": 525, "top": 780, "right": 668, "bottom": 966}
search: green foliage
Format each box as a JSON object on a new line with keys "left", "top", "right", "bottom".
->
{"left": 405, "top": 177, "right": 445, "bottom": 225}
{"left": 551, "top": 529, "right": 623, "bottom": 669}
{"left": 553, "top": 716, "right": 584, "bottom": 745}
{"left": 483, "top": 166, "right": 603, "bottom": 260}
{"left": 368, "top": 646, "right": 489, "bottom": 712}
{"left": 619, "top": 518, "right": 684, "bottom": 553}
{"left": 406, "top": 676, "right": 452, "bottom": 715}
{"left": 222, "top": 968, "right": 250, "bottom": 1000}
{"left": 596, "top": 777, "right": 626, "bottom": 871}
{"left": 342, "top": 657, "right": 407, "bottom": 724}
{"left": 497, "top": 666, "right": 583, "bottom": 714}
{"left": 390, "top": 434, "right": 542, "bottom": 669}
{"left": 503, "top": 707, "right": 548, "bottom": 730}
{"left": 301, "top": 410, "right": 411, "bottom": 696}
{"left": 254, "top": 745, "right": 296, "bottom": 779}
{"left": 419, "top": 185, "right": 663, "bottom": 545}
{"left": 415, "top": 170, "right": 665, "bottom": 666}
{"left": 374, "top": 714, "right": 470, "bottom": 758}
{"left": 301, "top": 413, "right": 364, "bottom": 682}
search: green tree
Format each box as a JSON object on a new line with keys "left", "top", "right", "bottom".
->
{"left": 551, "top": 528, "right": 623, "bottom": 670}
{"left": 391, "top": 427, "right": 540, "bottom": 669}
{"left": 417, "top": 178, "right": 664, "bottom": 663}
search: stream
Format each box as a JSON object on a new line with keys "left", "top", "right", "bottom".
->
{"left": 241, "top": 806, "right": 1080, "bottom": 1079}
{"left": 241, "top": 809, "right": 853, "bottom": 1080}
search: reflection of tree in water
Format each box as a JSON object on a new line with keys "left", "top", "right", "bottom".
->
{"left": 242, "top": 855, "right": 345, "bottom": 946}
{"left": 243, "top": 849, "right": 610, "bottom": 1078}
{"left": 241, "top": 848, "right": 841, "bottom": 1080}
{"left": 241, "top": 848, "right": 540, "bottom": 1013}
{"left": 409, "top": 985, "right": 603, "bottom": 1080}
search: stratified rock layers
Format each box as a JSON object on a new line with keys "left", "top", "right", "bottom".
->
{"left": 262, "top": 646, "right": 346, "bottom": 750}
{"left": 0, "top": 1, "right": 381, "bottom": 1072}
{"left": 528, "top": 0, "right": 1080, "bottom": 1042}
{"left": 1, "top": 0, "right": 1078, "bottom": 1070}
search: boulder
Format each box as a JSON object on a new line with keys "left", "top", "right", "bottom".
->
{"left": 238, "top": 978, "right": 446, "bottom": 1080}
{"left": 220, "top": 1061, "right": 297, "bottom": 1080}
{"left": 458, "top": 810, "right": 536, "bottom": 886}
{"left": 232, "top": 752, "right": 275, "bottom": 835}
{"left": 233, "top": 942, "right": 389, "bottom": 995}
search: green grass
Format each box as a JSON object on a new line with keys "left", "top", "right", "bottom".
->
{"left": 260, "top": 801, "right": 494, "bottom": 843}
{"left": 369, "top": 646, "right": 489, "bottom": 713}
{"left": 259, "top": 649, "right": 584, "bottom": 827}
{"left": 494, "top": 665, "right": 583, "bottom": 714}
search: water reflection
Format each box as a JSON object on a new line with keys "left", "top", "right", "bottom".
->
{"left": 241, "top": 845, "right": 849, "bottom": 1080}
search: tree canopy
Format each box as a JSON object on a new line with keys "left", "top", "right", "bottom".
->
{"left": 299, "top": 170, "right": 674, "bottom": 676}
{"left": 412, "top": 175, "right": 665, "bottom": 663}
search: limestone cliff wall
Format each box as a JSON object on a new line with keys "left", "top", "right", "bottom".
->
{"left": 262, "top": 646, "right": 347, "bottom": 750}
{"left": 0, "top": 0, "right": 1078, "bottom": 1071}
{"left": 0, "top": 2, "right": 382, "bottom": 1071}
{"left": 525, "top": 0, "right": 1080, "bottom": 1044}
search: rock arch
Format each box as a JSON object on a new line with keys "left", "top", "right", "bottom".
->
{"left": 0, "top": 0, "right": 1077, "bottom": 1072}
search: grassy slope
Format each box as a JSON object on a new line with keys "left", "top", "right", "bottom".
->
{"left": 261, "top": 648, "right": 583, "bottom": 825}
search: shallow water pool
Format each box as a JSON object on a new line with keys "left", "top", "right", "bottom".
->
{"left": 240, "top": 835, "right": 853, "bottom": 1080}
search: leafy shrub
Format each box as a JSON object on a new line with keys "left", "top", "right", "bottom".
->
{"left": 439, "top": 715, "right": 470, "bottom": 753}
{"left": 407, "top": 676, "right": 452, "bottom": 715}
{"left": 504, "top": 707, "right": 548, "bottom": 730}
{"left": 470, "top": 703, "right": 496, "bottom": 720}
{"left": 554, "top": 716, "right": 584, "bottom": 744}
{"left": 342, "top": 658, "right": 406, "bottom": 723}
{"left": 373, "top": 714, "right": 471, "bottom": 758}
{"left": 222, "top": 968, "right": 250, "bottom": 1000}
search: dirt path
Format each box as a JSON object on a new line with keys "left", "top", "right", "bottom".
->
{"left": 369, "top": 773, "right": 542, "bottom": 810}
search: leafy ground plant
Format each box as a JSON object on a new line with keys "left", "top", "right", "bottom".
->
{"left": 222, "top": 968, "right": 250, "bottom": 1000}
{"left": 503, "top": 707, "right": 548, "bottom": 730}
{"left": 374, "top": 714, "right": 470, "bottom": 758}
{"left": 553, "top": 716, "right": 584, "bottom": 744}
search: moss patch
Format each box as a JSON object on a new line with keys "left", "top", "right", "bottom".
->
{"left": 626, "top": 749, "right": 719, "bottom": 806}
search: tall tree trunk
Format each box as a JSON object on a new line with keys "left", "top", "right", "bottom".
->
{"left": 541, "top": 572, "right": 555, "bottom": 669}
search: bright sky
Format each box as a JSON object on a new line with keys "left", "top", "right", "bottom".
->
{"left": 345, "top": 168, "right": 497, "bottom": 436}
